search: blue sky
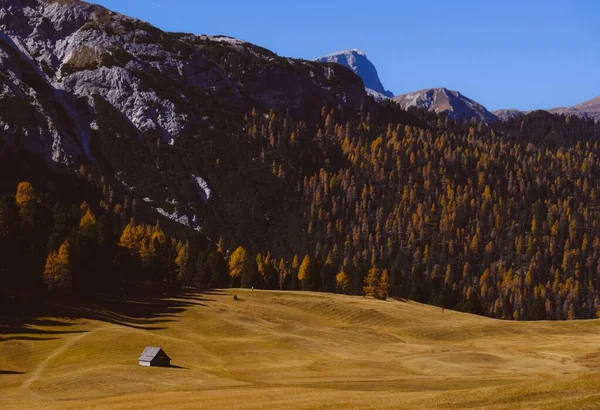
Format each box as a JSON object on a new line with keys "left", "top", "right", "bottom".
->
{"left": 94, "top": 0, "right": 600, "bottom": 111}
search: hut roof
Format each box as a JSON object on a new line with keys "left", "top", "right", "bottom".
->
{"left": 138, "top": 346, "right": 170, "bottom": 362}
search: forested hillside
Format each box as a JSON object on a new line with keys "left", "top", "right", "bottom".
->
{"left": 3, "top": 106, "right": 600, "bottom": 321}
{"left": 3, "top": 0, "right": 600, "bottom": 321}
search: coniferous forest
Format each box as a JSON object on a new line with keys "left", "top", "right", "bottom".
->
{"left": 4, "top": 104, "right": 600, "bottom": 321}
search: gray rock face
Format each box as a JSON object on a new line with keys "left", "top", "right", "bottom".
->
{"left": 549, "top": 95, "right": 600, "bottom": 122}
{"left": 492, "top": 109, "right": 525, "bottom": 122}
{"left": 0, "top": 1, "right": 369, "bottom": 170}
{"left": 393, "top": 88, "right": 498, "bottom": 122}
{"left": 0, "top": 0, "right": 242, "bottom": 169}
{"left": 315, "top": 49, "right": 393, "bottom": 100}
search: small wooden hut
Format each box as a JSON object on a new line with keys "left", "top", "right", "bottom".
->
{"left": 138, "top": 346, "right": 171, "bottom": 367}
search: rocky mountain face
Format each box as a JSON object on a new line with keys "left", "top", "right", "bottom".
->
{"left": 315, "top": 49, "right": 393, "bottom": 100}
{"left": 393, "top": 88, "right": 498, "bottom": 122}
{"left": 184, "top": 37, "right": 369, "bottom": 116}
{"left": 0, "top": 0, "right": 371, "bottom": 232}
{"left": 492, "top": 109, "right": 525, "bottom": 122}
{"left": 549, "top": 95, "right": 600, "bottom": 122}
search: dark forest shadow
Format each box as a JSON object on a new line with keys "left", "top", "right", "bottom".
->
{"left": 0, "top": 282, "right": 215, "bottom": 341}
{"left": 0, "top": 336, "right": 61, "bottom": 342}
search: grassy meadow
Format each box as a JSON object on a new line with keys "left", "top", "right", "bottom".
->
{"left": 2, "top": 288, "right": 600, "bottom": 409}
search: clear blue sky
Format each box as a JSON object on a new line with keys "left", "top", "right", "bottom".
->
{"left": 94, "top": 0, "right": 599, "bottom": 111}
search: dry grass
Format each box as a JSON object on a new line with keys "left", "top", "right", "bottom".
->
{"left": 2, "top": 289, "right": 600, "bottom": 409}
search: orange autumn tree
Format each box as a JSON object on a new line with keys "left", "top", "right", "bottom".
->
{"left": 335, "top": 270, "right": 351, "bottom": 294}
{"left": 378, "top": 269, "right": 390, "bottom": 300}
{"left": 228, "top": 246, "right": 248, "bottom": 287}
{"left": 15, "top": 181, "right": 37, "bottom": 222}
{"left": 363, "top": 266, "right": 379, "bottom": 298}
{"left": 175, "top": 240, "right": 190, "bottom": 282}
{"left": 43, "top": 240, "right": 72, "bottom": 293}
{"left": 15, "top": 181, "right": 35, "bottom": 208}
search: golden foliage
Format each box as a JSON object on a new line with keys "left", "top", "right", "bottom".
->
{"left": 297, "top": 255, "right": 311, "bottom": 282}
{"left": 79, "top": 208, "right": 97, "bottom": 231}
{"left": 43, "top": 240, "right": 71, "bottom": 292}
{"left": 229, "top": 246, "right": 248, "bottom": 278}
{"left": 335, "top": 270, "right": 351, "bottom": 294}
{"left": 175, "top": 241, "right": 189, "bottom": 281}
{"left": 15, "top": 181, "right": 35, "bottom": 208}
{"left": 363, "top": 266, "right": 379, "bottom": 298}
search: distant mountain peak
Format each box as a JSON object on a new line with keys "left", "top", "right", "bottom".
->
{"left": 315, "top": 49, "right": 393, "bottom": 100}
{"left": 492, "top": 109, "right": 525, "bottom": 122}
{"left": 548, "top": 95, "right": 600, "bottom": 122}
{"left": 393, "top": 88, "right": 498, "bottom": 122}
{"left": 321, "top": 48, "right": 366, "bottom": 58}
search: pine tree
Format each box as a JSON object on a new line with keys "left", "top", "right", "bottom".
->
{"left": 43, "top": 240, "right": 71, "bottom": 293}
{"left": 15, "top": 181, "right": 37, "bottom": 224}
{"left": 79, "top": 208, "right": 97, "bottom": 236}
{"left": 119, "top": 222, "right": 144, "bottom": 254}
{"left": 229, "top": 246, "right": 248, "bottom": 287}
{"left": 15, "top": 181, "right": 36, "bottom": 209}
{"left": 175, "top": 241, "right": 190, "bottom": 283}
{"left": 378, "top": 268, "right": 390, "bottom": 300}
{"left": 363, "top": 266, "right": 379, "bottom": 297}
{"left": 335, "top": 270, "right": 351, "bottom": 294}
{"left": 298, "top": 255, "right": 316, "bottom": 291}
{"left": 208, "top": 250, "right": 228, "bottom": 288}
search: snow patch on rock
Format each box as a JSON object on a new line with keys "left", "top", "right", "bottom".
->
{"left": 154, "top": 207, "right": 201, "bottom": 232}
{"left": 191, "top": 174, "right": 211, "bottom": 203}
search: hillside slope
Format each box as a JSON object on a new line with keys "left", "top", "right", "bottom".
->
{"left": 2, "top": 290, "right": 600, "bottom": 409}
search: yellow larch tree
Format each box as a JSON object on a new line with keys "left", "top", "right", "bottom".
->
{"left": 43, "top": 240, "right": 71, "bottom": 292}
{"left": 228, "top": 246, "right": 248, "bottom": 279}
{"left": 335, "top": 270, "right": 351, "bottom": 294}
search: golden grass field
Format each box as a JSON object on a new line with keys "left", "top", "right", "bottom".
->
{"left": 2, "top": 288, "right": 600, "bottom": 409}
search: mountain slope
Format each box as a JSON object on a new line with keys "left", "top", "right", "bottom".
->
{"left": 0, "top": 0, "right": 372, "bottom": 233}
{"left": 315, "top": 49, "right": 393, "bottom": 100}
{"left": 393, "top": 88, "right": 498, "bottom": 122}
{"left": 184, "top": 37, "right": 369, "bottom": 115}
{"left": 549, "top": 95, "right": 600, "bottom": 122}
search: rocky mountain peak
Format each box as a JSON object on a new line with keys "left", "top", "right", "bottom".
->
{"left": 393, "top": 88, "right": 499, "bottom": 122}
{"left": 315, "top": 48, "right": 393, "bottom": 100}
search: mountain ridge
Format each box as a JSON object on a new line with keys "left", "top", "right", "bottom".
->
{"left": 548, "top": 95, "right": 600, "bottom": 122}
{"left": 492, "top": 95, "right": 600, "bottom": 122}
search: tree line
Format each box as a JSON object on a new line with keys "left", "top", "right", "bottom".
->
{"left": 4, "top": 104, "right": 600, "bottom": 321}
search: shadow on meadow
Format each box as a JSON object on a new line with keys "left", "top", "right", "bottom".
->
{"left": 0, "top": 282, "right": 222, "bottom": 341}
